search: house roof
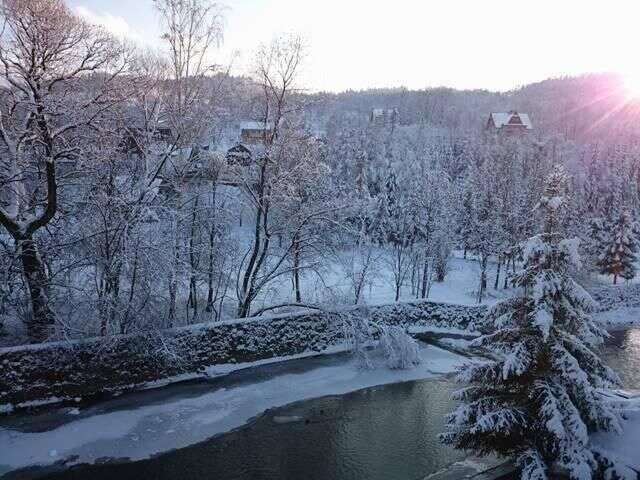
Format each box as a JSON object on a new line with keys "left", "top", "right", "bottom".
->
{"left": 227, "top": 142, "right": 267, "bottom": 157}
{"left": 489, "top": 111, "right": 532, "bottom": 129}
{"left": 227, "top": 143, "right": 252, "bottom": 154}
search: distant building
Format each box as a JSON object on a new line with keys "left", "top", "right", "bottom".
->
{"left": 486, "top": 111, "right": 532, "bottom": 134}
{"left": 226, "top": 143, "right": 253, "bottom": 167}
{"left": 223, "top": 120, "right": 272, "bottom": 168}
{"left": 239, "top": 121, "right": 273, "bottom": 145}
{"left": 370, "top": 108, "right": 399, "bottom": 128}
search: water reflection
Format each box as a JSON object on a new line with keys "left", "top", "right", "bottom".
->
{"left": 602, "top": 329, "right": 640, "bottom": 390}
{"left": 14, "top": 329, "right": 640, "bottom": 480}
{"left": 36, "top": 380, "right": 464, "bottom": 480}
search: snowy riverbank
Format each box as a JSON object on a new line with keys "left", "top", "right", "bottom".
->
{"left": 594, "top": 307, "right": 640, "bottom": 330}
{"left": 592, "top": 396, "right": 640, "bottom": 473}
{"left": 0, "top": 343, "right": 467, "bottom": 474}
{"left": 2, "top": 325, "right": 639, "bottom": 477}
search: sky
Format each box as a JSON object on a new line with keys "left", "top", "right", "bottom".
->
{"left": 67, "top": 0, "right": 640, "bottom": 93}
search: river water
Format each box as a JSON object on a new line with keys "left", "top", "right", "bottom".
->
{"left": 31, "top": 379, "right": 464, "bottom": 480}
{"left": 601, "top": 328, "right": 640, "bottom": 390}
{"left": 8, "top": 329, "right": 640, "bottom": 480}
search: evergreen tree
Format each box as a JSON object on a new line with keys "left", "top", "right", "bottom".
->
{"left": 597, "top": 210, "right": 637, "bottom": 284}
{"left": 584, "top": 217, "right": 608, "bottom": 274}
{"left": 457, "top": 173, "right": 477, "bottom": 259}
{"left": 372, "top": 167, "right": 401, "bottom": 245}
{"left": 464, "top": 161, "right": 503, "bottom": 302}
{"left": 441, "top": 166, "right": 628, "bottom": 480}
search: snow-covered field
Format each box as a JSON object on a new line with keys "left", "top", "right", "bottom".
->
{"left": 239, "top": 243, "right": 639, "bottom": 314}
{"left": 250, "top": 251, "right": 512, "bottom": 312}
{"left": 0, "top": 343, "right": 467, "bottom": 474}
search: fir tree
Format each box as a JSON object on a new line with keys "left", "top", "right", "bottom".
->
{"left": 597, "top": 210, "right": 637, "bottom": 284}
{"left": 457, "top": 175, "right": 476, "bottom": 259}
{"left": 585, "top": 217, "right": 608, "bottom": 274}
{"left": 441, "top": 166, "right": 628, "bottom": 480}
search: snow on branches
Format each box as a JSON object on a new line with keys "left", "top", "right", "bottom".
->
{"left": 342, "top": 310, "right": 421, "bottom": 370}
{"left": 597, "top": 211, "right": 638, "bottom": 285}
{"left": 441, "top": 166, "right": 630, "bottom": 480}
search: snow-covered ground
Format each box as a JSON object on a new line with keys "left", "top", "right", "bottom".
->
{"left": 224, "top": 199, "right": 510, "bottom": 308}
{"left": 594, "top": 307, "right": 640, "bottom": 330}
{"left": 252, "top": 251, "right": 512, "bottom": 311}
{"left": 0, "top": 343, "right": 467, "bottom": 474}
{"left": 242, "top": 246, "right": 636, "bottom": 314}
{"left": 592, "top": 396, "right": 640, "bottom": 472}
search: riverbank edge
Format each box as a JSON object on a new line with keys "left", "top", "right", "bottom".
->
{"left": 0, "top": 300, "right": 484, "bottom": 412}
{"left": 1, "top": 284, "right": 639, "bottom": 413}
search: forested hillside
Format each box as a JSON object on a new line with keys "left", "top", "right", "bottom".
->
{"left": 2, "top": 0, "right": 640, "bottom": 347}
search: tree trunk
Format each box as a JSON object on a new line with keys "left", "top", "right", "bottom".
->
{"left": 237, "top": 163, "right": 270, "bottom": 318}
{"left": 187, "top": 195, "right": 199, "bottom": 322}
{"left": 19, "top": 237, "right": 54, "bottom": 342}
{"left": 354, "top": 281, "right": 363, "bottom": 304}
{"left": 421, "top": 256, "right": 430, "bottom": 298}
{"left": 205, "top": 181, "right": 218, "bottom": 313}
{"left": 503, "top": 255, "right": 510, "bottom": 289}
{"left": 237, "top": 297, "right": 252, "bottom": 318}
{"left": 168, "top": 205, "right": 182, "bottom": 327}
{"left": 478, "top": 254, "right": 488, "bottom": 303}
{"left": 494, "top": 255, "right": 501, "bottom": 290}
{"left": 411, "top": 258, "right": 418, "bottom": 298}
{"left": 168, "top": 270, "right": 177, "bottom": 327}
{"left": 0, "top": 157, "right": 58, "bottom": 342}
{"left": 292, "top": 235, "right": 302, "bottom": 303}
{"left": 205, "top": 226, "right": 216, "bottom": 313}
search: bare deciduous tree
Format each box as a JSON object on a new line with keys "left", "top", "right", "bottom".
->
{"left": 234, "top": 35, "right": 306, "bottom": 318}
{"left": 0, "top": 0, "right": 128, "bottom": 341}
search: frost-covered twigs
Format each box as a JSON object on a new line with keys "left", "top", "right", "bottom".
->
{"left": 378, "top": 325, "right": 421, "bottom": 369}
{"left": 342, "top": 311, "right": 376, "bottom": 369}
{"left": 342, "top": 309, "right": 421, "bottom": 370}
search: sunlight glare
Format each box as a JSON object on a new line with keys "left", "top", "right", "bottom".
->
{"left": 623, "top": 71, "right": 640, "bottom": 98}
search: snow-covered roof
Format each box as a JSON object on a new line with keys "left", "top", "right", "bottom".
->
{"left": 489, "top": 112, "right": 533, "bottom": 129}
{"left": 227, "top": 142, "right": 267, "bottom": 157}
{"left": 240, "top": 121, "right": 273, "bottom": 131}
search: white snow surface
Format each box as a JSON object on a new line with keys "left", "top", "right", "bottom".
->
{"left": 0, "top": 343, "right": 467, "bottom": 472}
{"left": 591, "top": 397, "right": 640, "bottom": 470}
{"left": 593, "top": 307, "right": 640, "bottom": 330}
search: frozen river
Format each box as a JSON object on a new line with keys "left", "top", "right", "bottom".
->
{"left": 35, "top": 380, "right": 466, "bottom": 480}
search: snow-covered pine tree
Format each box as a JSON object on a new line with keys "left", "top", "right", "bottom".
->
{"left": 440, "top": 165, "right": 628, "bottom": 480}
{"left": 597, "top": 210, "right": 637, "bottom": 284}
{"left": 584, "top": 217, "right": 608, "bottom": 274}
{"left": 371, "top": 166, "right": 399, "bottom": 245}
{"left": 457, "top": 172, "right": 477, "bottom": 259}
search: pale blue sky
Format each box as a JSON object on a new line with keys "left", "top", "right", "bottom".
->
{"left": 67, "top": 0, "right": 640, "bottom": 93}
